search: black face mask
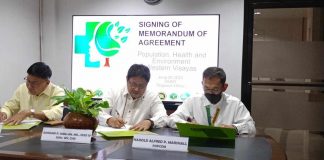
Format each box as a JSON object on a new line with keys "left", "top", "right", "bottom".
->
{"left": 205, "top": 93, "right": 222, "bottom": 104}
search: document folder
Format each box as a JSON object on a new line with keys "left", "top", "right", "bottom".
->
{"left": 176, "top": 123, "right": 236, "bottom": 148}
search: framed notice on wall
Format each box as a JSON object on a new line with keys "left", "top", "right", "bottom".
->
{"left": 72, "top": 15, "right": 219, "bottom": 102}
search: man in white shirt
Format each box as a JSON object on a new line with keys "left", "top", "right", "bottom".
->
{"left": 168, "top": 67, "right": 256, "bottom": 135}
{"left": 99, "top": 64, "right": 168, "bottom": 131}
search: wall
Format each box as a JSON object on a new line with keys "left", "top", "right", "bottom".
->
{"left": 0, "top": 0, "right": 40, "bottom": 104}
{"left": 0, "top": 0, "right": 244, "bottom": 104}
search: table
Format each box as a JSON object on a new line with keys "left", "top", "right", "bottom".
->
{"left": 0, "top": 124, "right": 286, "bottom": 160}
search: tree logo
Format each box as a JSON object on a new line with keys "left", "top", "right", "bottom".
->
{"left": 75, "top": 21, "right": 130, "bottom": 68}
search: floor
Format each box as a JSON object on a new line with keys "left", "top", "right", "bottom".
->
{"left": 256, "top": 128, "right": 324, "bottom": 160}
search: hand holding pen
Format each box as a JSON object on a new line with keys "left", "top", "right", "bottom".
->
{"left": 188, "top": 116, "right": 197, "bottom": 124}
{"left": 106, "top": 109, "right": 126, "bottom": 128}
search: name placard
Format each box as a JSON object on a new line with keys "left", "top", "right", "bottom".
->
{"left": 41, "top": 127, "right": 92, "bottom": 144}
{"left": 132, "top": 134, "right": 188, "bottom": 152}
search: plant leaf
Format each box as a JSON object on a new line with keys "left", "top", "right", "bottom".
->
{"left": 51, "top": 87, "right": 109, "bottom": 117}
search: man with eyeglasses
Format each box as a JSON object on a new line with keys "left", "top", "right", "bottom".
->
{"left": 0, "top": 62, "right": 64, "bottom": 125}
{"left": 98, "top": 64, "right": 168, "bottom": 131}
{"left": 168, "top": 67, "right": 256, "bottom": 135}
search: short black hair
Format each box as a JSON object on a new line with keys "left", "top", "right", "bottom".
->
{"left": 27, "top": 62, "right": 52, "bottom": 79}
{"left": 126, "top": 64, "right": 150, "bottom": 82}
{"left": 203, "top": 67, "right": 226, "bottom": 84}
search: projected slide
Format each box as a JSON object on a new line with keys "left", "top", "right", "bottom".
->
{"left": 73, "top": 15, "right": 219, "bottom": 102}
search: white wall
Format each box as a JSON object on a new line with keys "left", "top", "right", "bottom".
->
{"left": 0, "top": 0, "right": 244, "bottom": 104}
{"left": 42, "top": 0, "right": 244, "bottom": 98}
{"left": 0, "top": 0, "right": 40, "bottom": 104}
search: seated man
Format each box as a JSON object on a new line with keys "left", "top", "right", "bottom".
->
{"left": 0, "top": 62, "right": 64, "bottom": 125}
{"left": 168, "top": 67, "right": 256, "bottom": 135}
{"left": 99, "top": 64, "right": 168, "bottom": 131}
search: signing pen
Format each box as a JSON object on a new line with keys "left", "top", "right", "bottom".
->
{"left": 114, "top": 109, "right": 126, "bottom": 128}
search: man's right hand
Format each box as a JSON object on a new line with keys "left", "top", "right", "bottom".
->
{"left": 0, "top": 112, "right": 7, "bottom": 122}
{"left": 107, "top": 117, "right": 126, "bottom": 128}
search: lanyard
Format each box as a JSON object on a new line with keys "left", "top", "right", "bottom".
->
{"left": 212, "top": 108, "right": 220, "bottom": 125}
{"left": 206, "top": 105, "right": 221, "bottom": 126}
{"left": 205, "top": 105, "right": 212, "bottom": 126}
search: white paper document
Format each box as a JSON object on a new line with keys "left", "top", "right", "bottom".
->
{"left": 95, "top": 124, "right": 132, "bottom": 132}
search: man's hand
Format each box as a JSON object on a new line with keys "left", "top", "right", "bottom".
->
{"left": 219, "top": 124, "right": 235, "bottom": 129}
{"left": 220, "top": 124, "right": 239, "bottom": 134}
{"left": 188, "top": 117, "right": 197, "bottom": 124}
{"left": 0, "top": 112, "right": 7, "bottom": 122}
{"left": 107, "top": 117, "right": 126, "bottom": 128}
{"left": 4, "top": 110, "right": 30, "bottom": 125}
{"left": 130, "top": 120, "right": 152, "bottom": 131}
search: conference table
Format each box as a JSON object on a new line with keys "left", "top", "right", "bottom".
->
{"left": 0, "top": 124, "right": 286, "bottom": 160}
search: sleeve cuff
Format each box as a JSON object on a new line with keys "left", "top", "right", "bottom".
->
{"left": 42, "top": 108, "right": 63, "bottom": 120}
{"left": 1, "top": 108, "right": 11, "bottom": 118}
{"left": 232, "top": 124, "right": 239, "bottom": 134}
{"left": 98, "top": 113, "right": 112, "bottom": 126}
{"left": 147, "top": 119, "right": 154, "bottom": 129}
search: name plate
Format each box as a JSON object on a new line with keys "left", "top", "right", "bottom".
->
{"left": 41, "top": 127, "right": 92, "bottom": 144}
{"left": 132, "top": 134, "right": 188, "bottom": 152}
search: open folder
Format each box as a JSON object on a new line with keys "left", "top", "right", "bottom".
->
{"left": 96, "top": 125, "right": 157, "bottom": 138}
{"left": 176, "top": 123, "right": 236, "bottom": 148}
{"left": 98, "top": 130, "right": 156, "bottom": 138}
{"left": 2, "top": 120, "right": 42, "bottom": 130}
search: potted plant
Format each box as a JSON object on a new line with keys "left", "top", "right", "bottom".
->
{"left": 53, "top": 88, "right": 109, "bottom": 131}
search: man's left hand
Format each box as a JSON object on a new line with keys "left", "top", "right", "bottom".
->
{"left": 220, "top": 124, "right": 235, "bottom": 129}
{"left": 129, "top": 120, "right": 152, "bottom": 131}
{"left": 4, "top": 110, "right": 30, "bottom": 125}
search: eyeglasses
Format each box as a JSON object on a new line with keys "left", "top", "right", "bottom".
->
{"left": 203, "top": 85, "right": 222, "bottom": 94}
{"left": 24, "top": 77, "right": 46, "bottom": 87}
{"left": 127, "top": 81, "right": 147, "bottom": 90}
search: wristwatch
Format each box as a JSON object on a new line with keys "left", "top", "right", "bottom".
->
{"left": 30, "top": 109, "right": 35, "bottom": 118}
{"left": 147, "top": 119, "right": 154, "bottom": 129}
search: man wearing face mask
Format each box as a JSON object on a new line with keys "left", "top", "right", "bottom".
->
{"left": 168, "top": 67, "right": 256, "bottom": 135}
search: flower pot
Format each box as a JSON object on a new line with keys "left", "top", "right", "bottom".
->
{"left": 63, "top": 112, "right": 98, "bottom": 131}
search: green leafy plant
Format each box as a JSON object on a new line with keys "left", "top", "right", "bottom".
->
{"left": 52, "top": 88, "right": 109, "bottom": 118}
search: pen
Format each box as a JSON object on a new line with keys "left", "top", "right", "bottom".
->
{"left": 114, "top": 109, "right": 126, "bottom": 128}
{"left": 115, "top": 109, "right": 120, "bottom": 117}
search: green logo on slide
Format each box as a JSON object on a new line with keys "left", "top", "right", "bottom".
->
{"left": 180, "top": 92, "right": 190, "bottom": 100}
{"left": 170, "top": 93, "right": 178, "bottom": 100}
{"left": 74, "top": 21, "right": 130, "bottom": 68}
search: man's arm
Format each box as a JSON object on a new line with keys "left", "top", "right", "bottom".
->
{"left": 167, "top": 99, "right": 193, "bottom": 128}
{"left": 0, "top": 85, "right": 23, "bottom": 120}
{"left": 97, "top": 88, "right": 123, "bottom": 127}
{"left": 3, "top": 109, "right": 48, "bottom": 125}
{"left": 231, "top": 101, "right": 256, "bottom": 135}
{"left": 99, "top": 108, "right": 127, "bottom": 128}
{"left": 129, "top": 119, "right": 153, "bottom": 131}
{"left": 130, "top": 93, "right": 167, "bottom": 131}
{"left": 148, "top": 95, "right": 168, "bottom": 128}
{"left": 41, "top": 85, "right": 64, "bottom": 121}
